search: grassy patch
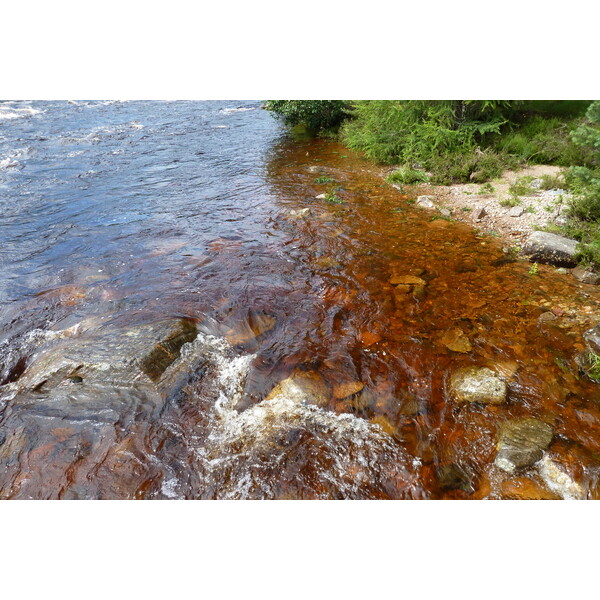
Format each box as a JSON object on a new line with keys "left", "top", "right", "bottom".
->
{"left": 479, "top": 182, "right": 495, "bottom": 194}
{"left": 583, "top": 351, "right": 600, "bottom": 381}
{"left": 314, "top": 176, "right": 334, "bottom": 184}
{"left": 539, "top": 173, "right": 565, "bottom": 190}
{"left": 428, "top": 149, "right": 515, "bottom": 185}
{"left": 508, "top": 176, "right": 535, "bottom": 197}
{"left": 325, "top": 190, "right": 344, "bottom": 205}
{"left": 499, "top": 195, "right": 522, "bottom": 208}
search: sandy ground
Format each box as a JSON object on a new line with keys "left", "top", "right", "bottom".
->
{"left": 384, "top": 164, "right": 571, "bottom": 250}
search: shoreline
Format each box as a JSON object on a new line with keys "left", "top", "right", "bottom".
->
{"left": 380, "top": 164, "right": 570, "bottom": 249}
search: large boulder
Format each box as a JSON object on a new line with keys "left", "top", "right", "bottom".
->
{"left": 521, "top": 231, "right": 578, "bottom": 267}
{"left": 495, "top": 418, "right": 554, "bottom": 473}
{"left": 0, "top": 318, "right": 202, "bottom": 499}
{"left": 449, "top": 366, "right": 506, "bottom": 404}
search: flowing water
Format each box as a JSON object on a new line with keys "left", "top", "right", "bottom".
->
{"left": 2, "top": 100, "right": 600, "bottom": 499}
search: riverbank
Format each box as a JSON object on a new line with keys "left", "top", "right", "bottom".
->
{"left": 380, "top": 163, "right": 571, "bottom": 247}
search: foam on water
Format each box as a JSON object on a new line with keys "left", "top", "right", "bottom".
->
{"left": 181, "top": 333, "right": 420, "bottom": 499}
{"left": 60, "top": 121, "right": 145, "bottom": 144}
{"left": 0, "top": 105, "right": 42, "bottom": 121}
{"left": 220, "top": 107, "right": 256, "bottom": 114}
{"left": 0, "top": 148, "right": 30, "bottom": 171}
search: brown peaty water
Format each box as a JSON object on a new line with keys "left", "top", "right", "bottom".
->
{"left": 2, "top": 102, "right": 600, "bottom": 499}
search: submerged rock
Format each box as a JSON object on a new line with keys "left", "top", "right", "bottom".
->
{"left": 390, "top": 274, "right": 427, "bottom": 302}
{"left": 572, "top": 265, "right": 600, "bottom": 285}
{"left": 521, "top": 231, "right": 578, "bottom": 267}
{"left": 440, "top": 328, "right": 472, "bottom": 353}
{"left": 333, "top": 380, "right": 365, "bottom": 400}
{"left": 500, "top": 476, "right": 560, "bottom": 500}
{"left": 495, "top": 418, "right": 554, "bottom": 473}
{"left": 538, "top": 455, "right": 585, "bottom": 499}
{"left": 436, "top": 463, "right": 474, "bottom": 493}
{"left": 389, "top": 275, "right": 426, "bottom": 286}
{"left": 449, "top": 366, "right": 506, "bottom": 404}
{"left": 224, "top": 313, "right": 276, "bottom": 346}
{"left": 265, "top": 370, "right": 330, "bottom": 407}
{"left": 0, "top": 318, "right": 206, "bottom": 499}
{"left": 289, "top": 207, "right": 311, "bottom": 219}
{"left": 13, "top": 318, "right": 198, "bottom": 391}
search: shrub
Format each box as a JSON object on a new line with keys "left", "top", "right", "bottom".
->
{"left": 386, "top": 165, "right": 429, "bottom": 184}
{"left": 500, "top": 196, "right": 521, "bottom": 208}
{"left": 427, "top": 148, "right": 513, "bottom": 185}
{"left": 265, "top": 100, "right": 350, "bottom": 133}
{"left": 539, "top": 173, "right": 565, "bottom": 190}
{"left": 341, "top": 101, "right": 513, "bottom": 166}
{"left": 565, "top": 102, "right": 600, "bottom": 222}
{"left": 508, "top": 176, "right": 535, "bottom": 197}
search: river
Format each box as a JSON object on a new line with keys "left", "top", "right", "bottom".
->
{"left": 2, "top": 100, "right": 600, "bottom": 499}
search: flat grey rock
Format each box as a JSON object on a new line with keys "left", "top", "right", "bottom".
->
{"left": 508, "top": 206, "right": 524, "bottom": 217}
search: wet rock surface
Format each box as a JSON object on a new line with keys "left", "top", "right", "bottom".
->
{"left": 0, "top": 319, "right": 202, "bottom": 499}
{"left": 265, "top": 370, "right": 330, "bottom": 407}
{"left": 449, "top": 366, "right": 506, "bottom": 404}
{"left": 572, "top": 265, "right": 600, "bottom": 285}
{"left": 499, "top": 475, "right": 560, "bottom": 500}
{"left": 583, "top": 324, "right": 600, "bottom": 355}
{"left": 495, "top": 418, "right": 554, "bottom": 473}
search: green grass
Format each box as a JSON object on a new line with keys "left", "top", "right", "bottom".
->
{"left": 325, "top": 190, "right": 344, "bottom": 205}
{"left": 499, "top": 195, "right": 522, "bottom": 208}
{"left": 539, "top": 173, "right": 565, "bottom": 190}
{"left": 479, "top": 182, "right": 495, "bottom": 194}
{"left": 314, "top": 176, "right": 334, "bottom": 184}
{"left": 508, "top": 176, "right": 535, "bottom": 197}
{"left": 584, "top": 351, "right": 600, "bottom": 381}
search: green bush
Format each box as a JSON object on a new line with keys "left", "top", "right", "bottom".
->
{"left": 494, "top": 116, "right": 594, "bottom": 166}
{"left": 265, "top": 100, "right": 350, "bottom": 133}
{"left": 565, "top": 102, "right": 600, "bottom": 222}
{"left": 386, "top": 165, "right": 429, "bottom": 184}
{"left": 539, "top": 173, "right": 565, "bottom": 190}
{"left": 341, "top": 101, "right": 513, "bottom": 166}
{"left": 427, "top": 148, "right": 514, "bottom": 184}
